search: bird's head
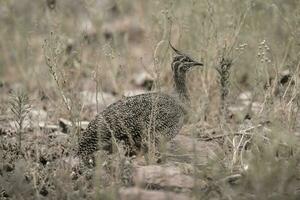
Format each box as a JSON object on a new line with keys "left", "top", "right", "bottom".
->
{"left": 170, "top": 42, "right": 203, "bottom": 77}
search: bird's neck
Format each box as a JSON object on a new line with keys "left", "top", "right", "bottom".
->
{"left": 173, "top": 73, "right": 190, "bottom": 105}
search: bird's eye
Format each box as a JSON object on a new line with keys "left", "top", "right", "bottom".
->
{"left": 181, "top": 58, "right": 187, "bottom": 62}
{"left": 182, "top": 57, "right": 192, "bottom": 62}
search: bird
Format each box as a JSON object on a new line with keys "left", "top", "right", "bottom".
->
{"left": 78, "top": 42, "right": 203, "bottom": 164}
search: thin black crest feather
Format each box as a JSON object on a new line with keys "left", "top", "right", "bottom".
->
{"left": 169, "top": 41, "right": 183, "bottom": 55}
{"left": 169, "top": 41, "right": 204, "bottom": 67}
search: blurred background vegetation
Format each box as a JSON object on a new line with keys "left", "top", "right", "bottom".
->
{"left": 1, "top": 0, "right": 299, "bottom": 89}
{"left": 0, "top": 0, "right": 299, "bottom": 118}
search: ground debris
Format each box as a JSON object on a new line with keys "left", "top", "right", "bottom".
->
{"left": 133, "top": 165, "right": 206, "bottom": 191}
{"left": 58, "top": 118, "right": 89, "bottom": 133}
{"left": 119, "top": 187, "right": 190, "bottom": 200}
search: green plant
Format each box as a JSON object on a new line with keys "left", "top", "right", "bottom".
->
{"left": 9, "top": 91, "right": 31, "bottom": 152}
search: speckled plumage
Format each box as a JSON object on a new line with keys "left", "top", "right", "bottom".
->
{"left": 78, "top": 43, "right": 203, "bottom": 160}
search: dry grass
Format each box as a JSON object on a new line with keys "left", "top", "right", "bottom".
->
{"left": 1, "top": 0, "right": 300, "bottom": 199}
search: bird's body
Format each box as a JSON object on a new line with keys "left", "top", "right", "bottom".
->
{"left": 78, "top": 92, "right": 186, "bottom": 157}
{"left": 78, "top": 43, "right": 203, "bottom": 162}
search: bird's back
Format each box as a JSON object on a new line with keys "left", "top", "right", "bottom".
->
{"left": 102, "top": 92, "right": 186, "bottom": 134}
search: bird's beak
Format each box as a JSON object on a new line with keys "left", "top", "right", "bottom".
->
{"left": 185, "top": 61, "right": 203, "bottom": 72}
{"left": 191, "top": 60, "right": 203, "bottom": 67}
